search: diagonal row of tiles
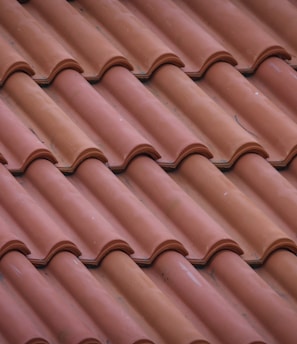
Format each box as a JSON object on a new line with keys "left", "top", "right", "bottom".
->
{"left": 0, "top": 152, "right": 296, "bottom": 266}
{"left": 1, "top": 57, "right": 297, "bottom": 173}
{"left": 0, "top": 249, "right": 296, "bottom": 344}
{"left": 0, "top": 0, "right": 297, "bottom": 84}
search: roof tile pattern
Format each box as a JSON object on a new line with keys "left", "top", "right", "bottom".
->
{"left": 0, "top": 0, "right": 297, "bottom": 343}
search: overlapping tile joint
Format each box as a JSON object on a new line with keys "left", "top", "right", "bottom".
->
{"left": 0, "top": 0, "right": 297, "bottom": 343}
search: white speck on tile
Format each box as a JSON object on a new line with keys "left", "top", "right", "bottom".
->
{"left": 12, "top": 266, "right": 22, "bottom": 276}
{"left": 179, "top": 262, "right": 201, "bottom": 287}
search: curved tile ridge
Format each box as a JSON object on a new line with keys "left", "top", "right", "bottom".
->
{"left": 45, "top": 68, "right": 209, "bottom": 171}
{"left": 0, "top": 98, "right": 56, "bottom": 173}
{"left": 32, "top": 250, "right": 209, "bottom": 343}
{"left": 67, "top": 158, "right": 187, "bottom": 264}
{"left": 21, "top": 0, "right": 133, "bottom": 81}
{"left": 69, "top": 0, "right": 184, "bottom": 78}
{"left": 0, "top": 36, "right": 34, "bottom": 85}
{"left": 0, "top": 251, "right": 100, "bottom": 344}
{"left": 198, "top": 61, "right": 297, "bottom": 167}
{"left": 200, "top": 250, "right": 297, "bottom": 344}
{"left": 238, "top": 0, "right": 297, "bottom": 68}
{"left": 1, "top": 72, "right": 107, "bottom": 173}
{"left": 94, "top": 66, "right": 212, "bottom": 168}
{"left": 121, "top": 0, "right": 236, "bottom": 77}
{"left": 145, "top": 64, "right": 266, "bottom": 168}
{"left": 0, "top": 0, "right": 82, "bottom": 84}
{"left": 98, "top": 250, "right": 209, "bottom": 343}
{"left": 249, "top": 59, "right": 297, "bottom": 159}
{"left": 19, "top": 159, "right": 134, "bottom": 265}
{"left": 174, "top": 0, "right": 291, "bottom": 73}
{"left": 256, "top": 250, "right": 297, "bottom": 313}
{"left": 169, "top": 154, "right": 297, "bottom": 264}
{"left": 117, "top": 156, "right": 242, "bottom": 264}
{"left": 226, "top": 153, "right": 297, "bottom": 250}
{"left": 146, "top": 251, "right": 266, "bottom": 344}
{"left": 0, "top": 163, "right": 80, "bottom": 265}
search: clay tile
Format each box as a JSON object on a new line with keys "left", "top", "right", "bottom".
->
{"left": 146, "top": 63, "right": 265, "bottom": 167}
{"left": 22, "top": 0, "right": 133, "bottom": 81}
{"left": 97, "top": 66, "right": 212, "bottom": 167}
{"left": 170, "top": 154, "right": 297, "bottom": 264}
{"left": 101, "top": 250, "right": 209, "bottom": 343}
{"left": 226, "top": 153, "right": 297, "bottom": 252}
{"left": 177, "top": 0, "right": 291, "bottom": 72}
{"left": 0, "top": 96, "right": 56, "bottom": 173}
{"left": 46, "top": 69, "right": 161, "bottom": 172}
{"left": 0, "top": 0, "right": 82, "bottom": 84}
{"left": 69, "top": 0, "right": 184, "bottom": 78}
{"left": 1, "top": 72, "right": 107, "bottom": 173}
{"left": 206, "top": 250, "right": 297, "bottom": 343}
{"left": 200, "top": 61, "right": 297, "bottom": 167}
{"left": 118, "top": 156, "right": 242, "bottom": 264}
{"left": 146, "top": 251, "right": 265, "bottom": 343}
{"left": 122, "top": 0, "right": 236, "bottom": 77}
{"left": 0, "top": 251, "right": 99, "bottom": 343}
{"left": 0, "top": 36, "right": 34, "bottom": 85}
{"left": 70, "top": 158, "right": 187, "bottom": 264}
{"left": 0, "top": 163, "right": 81, "bottom": 265}
{"left": 239, "top": 0, "right": 297, "bottom": 68}
{"left": 19, "top": 159, "right": 134, "bottom": 265}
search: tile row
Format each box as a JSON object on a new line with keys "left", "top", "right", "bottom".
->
{"left": 0, "top": 248, "right": 296, "bottom": 344}
{"left": 1, "top": 0, "right": 297, "bottom": 84}
{"left": 1, "top": 57, "right": 297, "bottom": 172}
{"left": 0, "top": 153, "right": 296, "bottom": 266}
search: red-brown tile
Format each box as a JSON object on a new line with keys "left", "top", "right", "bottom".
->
{"left": 280, "top": 155, "right": 297, "bottom": 188}
{"left": 0, "top": 72, "right": 107, "bottom": 173}
{"left": 238, "top": 0, "right": 297, "bottom": 68}
{"left": 0, "top": 0, "right": 82, "bottom": 84}
{"left": 0, "top": 96, "right": 56, "bottom": 173}
{"left": 146, "top": 251, "right": 266, "bottom": 344}
{"left": 0, "top": 250, "right": 211, "bottom": 344}
{"left": 0, "top": 163, "right": 80, "bottom": 265}
{"left": 118, "top": 156, "right": 242, "bottom": 264}
{"left": 249, "top": 57, "right": 297, "bottom": 126}
{"left": 69, "top": 0, "right": 184, "bottom": 78}
{"left": 145, "top": 64, "right": 267, "bottom": 168}
{"left": 17, "top": 159, "right": 133, "bottom": 265}
{"left": 168, "top": 154, "right": 297, "bottom": 263}
{"left": 256, "top": 250, "right": 297, "bottom": 314}
{"left": 225, "top": 154, "right": 297, "bottom": 248}
{"left": 67, "top": 158, "right": 187, "bottom": 263}
{"left": 198, "top": 61, "right": 297, "bottom": 167}
{"left": 199, "top": 250, "right": 297, "bottom": 344}
{"left": 121, "top": 0, "right": 236, "bottom": 77}
{"left": 175, "top": 0, "right": 291, "bottom": 72}
{"left": 21, "top": 0, "right": 132, "bottom": 81}
{"left": 0, "top": 35, "right": 34, "bottom": 85}
{"left": 45, "top": 67, "right": 211, "bottom": 170}
{"left": 0, "top": 251, "right": 100, "bottom": 344}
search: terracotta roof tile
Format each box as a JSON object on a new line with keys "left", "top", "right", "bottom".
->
{"left": 0, "top": 71, "right": 107, "bottom": 172}
{"left": 168, "top": 154, "right": 297, "bottom": 263}
{"left": 0, "top": 0, "right": 297, "bottom": 343}
{"left": 0, "top": 0, "right": 83, "bottom": 84}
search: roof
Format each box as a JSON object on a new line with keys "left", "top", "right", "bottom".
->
{"left": 1, "top": 0, "right": 297, "bottom": 343}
